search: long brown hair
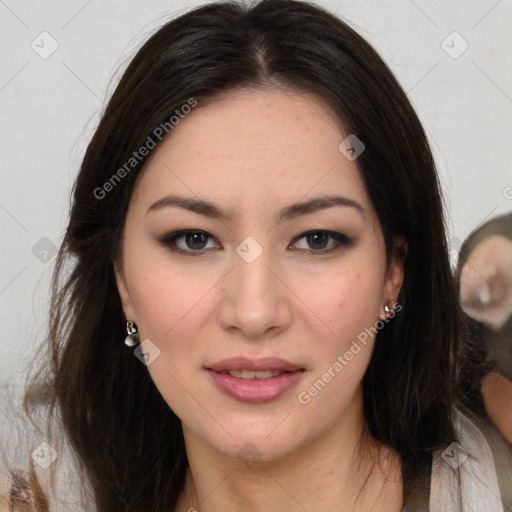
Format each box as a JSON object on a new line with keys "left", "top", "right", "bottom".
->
{"left": 5, "top": 0, "right": 476, "bottom": 510}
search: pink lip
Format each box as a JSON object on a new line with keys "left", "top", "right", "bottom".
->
{"left": 206, "top": 356, "right": 304, "bottom": 372}
{"left": 205, "top": 368, "right": 305, "bottom": 403}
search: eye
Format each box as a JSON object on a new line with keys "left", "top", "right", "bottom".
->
{"left": 158, "top": 229, "right": 352, "bottom": 256}
{"left": 158, "top": 230, "right": 219, "bottom": 256}
{"left": 290, "top": 230, "right": 352, "bottom": 254}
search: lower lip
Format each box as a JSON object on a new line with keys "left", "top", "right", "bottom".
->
{"left": 205, "top": 369, "right": 305, "bottom": 403}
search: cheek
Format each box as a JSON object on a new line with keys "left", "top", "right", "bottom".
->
{"left": 123, "top": 236, "right": 212, "bottom": 341}
{"left": 294, "top": 269, "right": 384, "bottom": 413}
{"left": 308, "top": 264, "right": 384, "bottom": 341}
{"left": 121, "top": 246, "right": 219, "bottom": 418}
{"left": 131, "top": 276, "right": 209, "bottom": 342}
{"left": 125, "top": 256, "right": 215, "bottom": 423}
{"left": 295, "top": 258, "right": 385, "bottom": 393}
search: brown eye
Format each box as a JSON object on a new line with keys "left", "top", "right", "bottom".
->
{"left": 291, "top": 230, "right": 352, "bottom": 254}
{"left": 159, "top": 230, "right": 219, "bottom": 255}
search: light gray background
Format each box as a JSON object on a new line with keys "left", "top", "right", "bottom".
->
{"left": 1, "top": 0, "right": 511, "bottom": 388}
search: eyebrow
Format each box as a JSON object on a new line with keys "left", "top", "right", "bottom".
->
{"left": 146, "top": 194, "right": 365, "bottom": 223}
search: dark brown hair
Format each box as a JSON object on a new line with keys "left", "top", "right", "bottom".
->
{"left": 6, "top": 0, "right": 478, "bottom": 510}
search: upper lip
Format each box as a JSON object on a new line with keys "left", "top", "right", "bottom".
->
{"left": 206, "top": 356, "right": 304, "bottom": 372}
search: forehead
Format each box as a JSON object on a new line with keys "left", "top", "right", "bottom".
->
{"left": 132, "top": 86, "right": 373, "bottom": 219}
{"left": 167, "top": 85, "right": 348, "bottom": 156}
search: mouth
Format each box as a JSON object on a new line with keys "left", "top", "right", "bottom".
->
{"left": 204, "top": 357, "right": 306, "bottom": 403}
{"left": 206, "top": 356, "right": 304, "bottom": 373}
{"left": 215, "top": 369, "right": 297, "bottom": 379}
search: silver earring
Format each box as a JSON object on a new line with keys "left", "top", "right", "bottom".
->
{"left": 124, "top": 320, "right": 140, "bottom": 346}
{"left": 380, "top": 303, "right": 392, "bottom": 320}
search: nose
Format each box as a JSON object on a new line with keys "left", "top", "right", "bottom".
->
{"left": 217, "top": 245, "right": 292, "bottom": 341}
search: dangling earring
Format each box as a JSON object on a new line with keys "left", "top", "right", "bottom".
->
{"left": 124, "top": 320, "right": 140, "bottom": 346}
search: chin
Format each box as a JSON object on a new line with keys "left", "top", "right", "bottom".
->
{"left": 200, "top": 420, "right": 306, "bottom": 464}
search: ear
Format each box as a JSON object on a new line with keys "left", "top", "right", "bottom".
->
{"left": 381, "top": 235, "right": 408, "bottom": 309}
{"left": 114, "top": 260, "right": 137, "bottom": 322}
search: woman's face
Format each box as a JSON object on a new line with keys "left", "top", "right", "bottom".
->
{"left": 115, "top": 86, "right": 405, "bottom": 462}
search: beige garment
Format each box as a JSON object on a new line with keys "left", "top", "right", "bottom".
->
{"left": 430, "top": 408, "right": 512, "bottom": 511}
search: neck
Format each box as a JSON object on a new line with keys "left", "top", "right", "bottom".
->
{"left": 174, "top": 397, "right": 403, "bottom": 512}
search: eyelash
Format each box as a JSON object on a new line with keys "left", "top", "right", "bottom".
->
{"left": 158, "top": 229, "right": 352, "bottom": 256}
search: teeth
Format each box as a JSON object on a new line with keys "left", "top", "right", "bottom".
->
{"left": 219, "top": 369, "right": 284, "bottom": 379}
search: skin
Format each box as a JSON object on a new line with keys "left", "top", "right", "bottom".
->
{"left": 115, "top": 86, "right": 407, "bottom": 512}
{"left": 481, "top": 371, "right": 512, "bottom": 444}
